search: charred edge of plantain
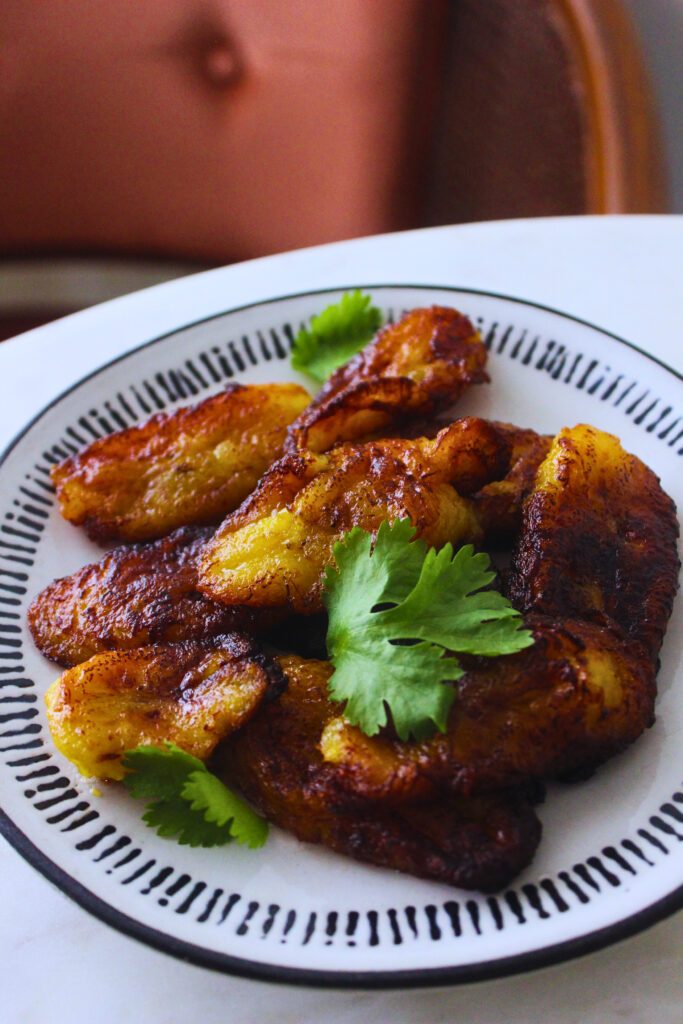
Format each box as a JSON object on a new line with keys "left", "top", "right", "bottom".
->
{"left": 216, "top": 632, "right": 288, "bottom": 705}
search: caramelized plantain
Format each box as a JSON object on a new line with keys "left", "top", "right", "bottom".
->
{"left": 29, "top": 526, "right": 285, "bottom": 668}
{"left": 315, "top": 616, "right": 657, "bottom": 803}
{"left": 51, "top": 382, "right": 311, "bottom": 543}
{"left": 507, "top": 424, "right": 680, "bottom": 660}
{"left": 44, "top": 634, "right": 284, "bottom": 781}
{"left": 314, "top": 425, "right": 678, "bottom": 804}
{"left": 287, "top": 306, "right": 488, "bottom": 452}
{"left": 199, "top": 418, "right": 511, "bottom": 614}
{"left": 220, "top": 655, "right": 542, "bottom": 892}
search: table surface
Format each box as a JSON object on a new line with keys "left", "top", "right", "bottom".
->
{"left": 1, "top": 215, "right": 681, "bottom": 1024}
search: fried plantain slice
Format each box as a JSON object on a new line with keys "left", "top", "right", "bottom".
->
{"left": 44, "top": 634, "right": 285, "bottom": 781}
{"left": 314, "top": 426, "right": 678, "bottom": 804}
{"left": 507, "top": 424, "right": 680, "bottom": 661}
{"left": 51, "top": 382, "right": 311, "bottom": 543}
{"left": 315, "top": 616, "right": 657, "bottom": 804}
{"left": 199, "top": 417, "right": 511, "bottom": 614}
{"left": 29, "top": 526, "right": 286, "bottom": 668}
{"left": 219, "top": 655, "right": 542, "bottom": 893}
{"left": 287, "top": 306, "right": 488, "bottom": 453}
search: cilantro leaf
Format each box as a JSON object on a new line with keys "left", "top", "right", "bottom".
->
{"left": 325, "top": 637, "right": 460, "bottom": 742}
{"left": 182, "top": 771, "right": 268, "bottom": 848}
{"left": 379, "top": 543, "right": 532, "bottom": 656}
{"left": 140, "top": 792, "right": 236, "bottom": 848}
{"left": 122, "top": 744, "right": 205, "bottom": 800}
{"left": 322, "top": 519, "right": 428, "bottom": 616}
{"left": 323, "top": 520, "right": 534, "bottom": 741}
{"left": 122, "top": 742, "right": 268, "bottom": 848}
{"left": 291, "top": 290, "right": 382, "bottom": 383}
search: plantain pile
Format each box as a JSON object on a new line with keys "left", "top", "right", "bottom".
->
{"left": 31, "top": 305, "right": 679, "bottom": 893}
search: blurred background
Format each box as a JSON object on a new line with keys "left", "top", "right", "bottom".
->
{"left": 1, "top": 0, "right": 681, "bottom": 340}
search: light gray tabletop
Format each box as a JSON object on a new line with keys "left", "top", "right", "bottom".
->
{"left": 1, "top": 215, "right": 681, "bottom": 1023}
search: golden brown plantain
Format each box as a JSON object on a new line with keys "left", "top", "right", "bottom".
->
{"left": 315, "top": 616, "right": 657, "bottom": 804}
{"left": 44, "top": 633, "right": 285, "bottom": 781}
{"left": 199, "top": 418, "right": 511, "bottom": 614}
{"left": 315, "top": 426, "right": 678, "bottom": 804}
{"left": 507, "top": 424, "right": 680, "bottom": 661}
{"left": 287, "top": 306, "right": 488, "bottom": 453}
{"left": 219, "top": 655, "right": 542, "bottom": 893}
{"left": 51, "top": 382, "right": 311, "bottom": 543}
{"left": 29, "top": 526, "right": 286, "bottom": 668}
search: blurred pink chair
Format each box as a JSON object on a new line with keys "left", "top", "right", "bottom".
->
{"left": 0, "top": 0, "right": 665, "bottom": 332}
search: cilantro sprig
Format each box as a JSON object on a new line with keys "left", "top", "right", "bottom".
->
{"left": 122, "top": 742, "right": 268, "bottom": 848}
{"left": 291, "top": 290, "right": 382, "bottom": 383}
{"left": 323, "top": 519, "right": 534, "bottom": 742}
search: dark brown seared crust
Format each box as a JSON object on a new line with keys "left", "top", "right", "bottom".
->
{"left": 472, "top": 425, "right": 553, "bottom": 541}
{"left": 28, "top": 526, "right": 287, "bottom": 667}
{"left": 287, "top": 306, "right": 488, "bottom": 453}
{"left": 218, "top": 632, "right": 288, "bottom": 708}
{"left": 220, "top": 656, "right": 541, "bottom": 893}
{"left": 506, "top": 426, "right": 680, "bottom": 662}
{"left": 314, "top": 616, "right": 657, "bottom": 805}
{"left": 50, "top": 382, "right": 311, "bottom": 543}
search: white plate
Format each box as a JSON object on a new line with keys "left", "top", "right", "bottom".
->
{"left": 1, "top": 285, "right": 681, "bottom": 988}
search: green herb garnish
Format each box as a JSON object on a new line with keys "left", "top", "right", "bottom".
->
{"left": 291, "top": 290, "right": 382, "bottom": 383}
{"left": 122, "top": 742, "right": 268, "bottom": 848}
{"left": 322, "top": 519, "right": 534, "bottom": 741}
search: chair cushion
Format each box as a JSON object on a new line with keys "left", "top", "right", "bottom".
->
{"left": 0, "top": 0, "right": 442, "bottom": 262}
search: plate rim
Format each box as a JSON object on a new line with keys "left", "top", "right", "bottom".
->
{"left": 1, "top": 282, "right": 682, "bottom": 988}
{"left": 3, "top": 804, "right": 683, "bottom": 990}
{"left": 2, "top": 282, "right": 681, "bottom": 469}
